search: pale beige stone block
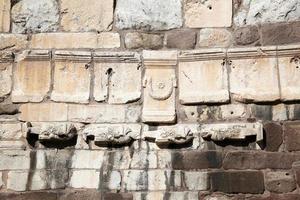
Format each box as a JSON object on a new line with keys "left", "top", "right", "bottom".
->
{"left": 0, "top": 34, "right": 28, "bottom": 50}
{"left": 61, "top": 0, "right": 113, "bottom": 32}
{"left": 0, "top": 141, "right": 26, "bottom": 150}
{"left": 12, "top": 51, "right": 51, "bottom": 102}
{"left": 0, "top": 123, "right": 22, "bottom": 140}
{"left": 19, "top": 103, "right": 68, "bottom": 122}
{"left": 51, "top": 51, "right": 91, "bottom": 103}
{"left": 184, "top": 171, "right": 209, "bottom": 190}
{"left": 0, "top": 62, "right": 12, "bottom": 98}
{"left": 199, "top": 28, "right": 233, "bottom": 47}
{"left": 94, "top": 52, "right": 141, "bottom": 104}
{"left": 0, "top": 0, "right": 10, "bottom": 32}
{"left": 30, "top": 33, "right": 97, "bottom": 49}
{"left": 0, "top": 150, "right": 30, "bottom": 170}
{"left": 142, "top": 50, "right": 177, "bottom": 123}
{"left": 228, "top": 47, "right": 280, "bottom": 102}
{"left": 179, "top": 49, "right": 229, "bottom": 104}
{"left": 69, "top": 170, "right": 100, "bottom": 189}
{"left": 184, "top": 0, "right": 232, "bottom": 28}
{"left": 97, "top": 32, "right": 120, "bottom": 48}
{"left": 71, "top": 150, "right": 105, "bottom": 169}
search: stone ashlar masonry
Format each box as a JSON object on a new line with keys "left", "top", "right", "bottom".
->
{"left": 1, "top": 0, "right": 300, "bottom": 200}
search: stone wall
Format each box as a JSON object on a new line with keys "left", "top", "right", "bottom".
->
{"left": 1, "top": 0, "right": 300, "bottom": 199}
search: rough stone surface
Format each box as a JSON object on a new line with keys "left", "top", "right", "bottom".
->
{"left": 125, "top": 32, "right": 164, "bottom": 50}
{"left": 0, "top": 34, "right": 28, "bottom": 50}
{"left": 19, "top": 103, "right": 68, "bottom": 122}
{"left": 69, "top": 170, "right": 100, "bottom": 189}
{"left": 166, "top": 30, "right": 196, "bottom": 49}
{"left": 210, "top": 171, "right": 265, "bottom": 194}
{"left": 97, "top": 32, "right": 120, "bottom": 48}
{"left": 0, "top": 123, "right": 22, "bottom": 140}
{"left": 0, "top": 0, "right": 10, "bottom": 32}
{"left": 71, "top": 150, "right": 105, "bottom": 169}
{"left": 58, "top": 190, "right": 102, "bottom": 200}
{"left": 0, "top": 150, "right": 30, "bottom": 170}
{"left": 292, "top": 161, "right": 300, "bottom": 187}
{"left": 264, "top": 122, "right": 283, "bottom": 152}
{"left": 198, "top": 29, "right": 233, "bottom": 47}
{"left": 60, "top": 0, "right": 113, "bottom": 32}
{"left": 115, "top": 0, "right": 183, "bottom": 30}
{"left": 184, "top": 0, "right": 232, "bottom": 28}
{"left": 234, "top": 26, "right": 260, "bottom": 45}
{"left": 184, "top": 172, "right": 209, "bottom": 191}
{"left": 284, "top": 122, "right": 300, "bottom": 151}
{"left": 234, "top": 0, "right": 300, "bottom": 26}
{"left": 11, "top": 0, "right": 59, "bottom": 33}
{"left": 265, "top": 171, "right": 296, "bottom": 193}
{"left": 0, "top": 171, "right": 2, "bottom": 188}
{"left": 0, "top": 62, "right": 12, "bottom": 98}
{"left": 0, "top": 192, "right": 57, "bottom": 200}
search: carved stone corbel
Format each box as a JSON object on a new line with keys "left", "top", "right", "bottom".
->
{"left": 143, "top": 125, "right": 197, "bottom": 146}
{"left": 82, "top": 124, "right": 141, "bottom": 146}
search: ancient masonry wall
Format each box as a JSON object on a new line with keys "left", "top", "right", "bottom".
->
{"left": 1, "top": 0, "right": 300, "bottom": 199}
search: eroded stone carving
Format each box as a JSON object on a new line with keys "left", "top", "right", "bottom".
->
{"left": 200, "top": 122, "right": 263, "bottom": 143}
{"left": 143, "top": 125, "right": 198, "bottom": 146}
{"left": 82, "top": 124, "right": 141, "bottom": 146}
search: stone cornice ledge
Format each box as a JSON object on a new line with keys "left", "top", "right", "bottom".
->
{"left": 54, "top": 50, "right": 91, "bottom": 62}
{"left": 93, "top": 51, "right": 141, "bottom": 63}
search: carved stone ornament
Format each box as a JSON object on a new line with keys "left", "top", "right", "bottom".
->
{"left": 26, "top": 122, "right": 77, "bottom": 142}
{"left": 199, "top": 122, "right": 263, "bottom": 143}
{"left": 82, "top": 124, "right": 140, "bottom": 146}
{"left": 143, "top": 125, "right": 196, "bottom": 146}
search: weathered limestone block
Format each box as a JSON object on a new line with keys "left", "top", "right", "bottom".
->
{"left": 125, "top": 32, "right": 164, "bottom": 50}
{"left": 11, "top": 0, "right": 59, "bottom": 33}
{"left": 234, "top": 0, "right": 300, "bottom": 26}
{"left": 60, "top": 0, "right": 113, "bottom": 32}
{"left": 130, "top": 151, "right": 157, "bottom": 169}
{"left": 198, "top": 29, "right": 233, "bottom": 48}
{"left": 115, "top": 0, "right": 182, "bottom": 30}
{"left": 19, "top": 103, "right": 68, "bottom": 122}
{"left": 0, "top": 141, "right": 26, "bottom": 150}
{"left": 7, "top": 169, "right": 68, "bottom": 191}
{"left": 97, "top": 32, "right": 120, "bottom": 49}
{"left": 265, "top": 171, "right": 296, "bottom": 193}
{"left": 12, "top": 50, "right": 51, "bottom": 102}
{"left": 234, "top": 26, "right": 260, "bottom": 45}
{"left": 69, "top": 170, "right": 100, "bottom": 189}
{"left": 0, "top": 172, "right": 2, "bottom": 188}
{"left": 228, "top": 47, "right": 280, "bottom": 102}
{"left": 143, "top": 124, "right": 198, "bottom": 146}
{"left": 278, "top": 45, "right": 300, "bottom": 101}
{"left": 200, "top": 122, "right": 263, "bottom": 143}
{"left": 142, "top": 51, "right": 177, "bottom": 123}
{"left": 184, "top": 0, "right": 232, "bottom": 28}
{"left": 179, "top": 49, "right": 229, "bottom": 104}
{"left": 105, "top": 171, "right": 122, "bottom": 190}
{"left": 0, "top": 150, "right": 30, "bottom": 170}
{"left": 93, "top": 52, "right": 141, "bottom": 104}
{"left": 166, "top": 30, "right": 197, "bottom": 49}
{"left": 184, "top": 171, "right": 209, "bottom": 191}
{"left": 71, "top": 150, "right": 105, "bottom": 169}
{"left": 0, "top": 123, "right": 22, "bottom": 140}
{"left": 82, "top": 124, "right": 141, "bottom": 146}
{"left": 0, "top": 0, "right": 10, "bottom": 32}
{"left": 68, "top": 104, "right": 140, "bottom": 123}
{"left": 35, "top": 149, "right": 73, "bottom": 169}
{"left": 0, "top": 34, "right": 28, "bottom": 50}
{"left": 284, "top": 121, "right": 300, "bottom": 152}
{"left": 30, "top": 33, "right": 97, "bottom": 49}
{"left": 134, "top": 192, "right": 198, "bottom": 200}
{"left": 0, "top": 52, "right": 13, "bottom": 98}
{"left": 52, "top": 51, "right": 91, "bottom": 103}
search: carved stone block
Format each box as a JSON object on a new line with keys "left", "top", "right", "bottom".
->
{"left": 52, "top": 51, "right": 91, "bottom": 103}
{"left": 143, "top": 124, "right": 199, "bottom": 146}
{"left": 0, "top": 0, "right": 10, "bottom": 32}
{"left": 184, "top": 0, "right": 232, "bottom": 28}
{"left": 228, "top": 47, "right": 280, "bottom": 103}
{"left": 278, "top": 45, "right": 300, "bottom": 101}
{"left": 199, "top": 122, "right": 263, "bottom": 143}
{"left": 82, "top": 124, "right": 141, "bottom": 146}
{"left": 93, "top": 52, "right": 141, "bottom": 104}
{"left": 142, "top": 50, "right": 177, "bottom": 123}
{"left": 0, "top": 52, "right": 13, "bottom": 98}
{"left": 12, "top": 50, "right": 51, "bottom": 102}
{"left": 179, "top": 49, "right": 229, "bottom": 104}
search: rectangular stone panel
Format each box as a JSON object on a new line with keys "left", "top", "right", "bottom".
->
{"left": 179, "top": 49, "right": 229, "bottom": 104}
{"left": 0, "top": 123, "right": 23, "bottom": 140}
{"left": 19, "top": 103, "right": 68, "bottom": 122}
{"left": 228, "top": 47, "right": 280, "bottom": 102}
{"left": 60, "top": 0, "right": 113, "bottom": 32}
{"left": 184, "top": 0, "right": 232, "bottom": 28}
{"left": 52, "top": 51, "right": 91, "bottom": 103}
{"left": 0, "top": 150, "right": 30, "bottom": 170}
{"left": 142, "top": 50, "right": 177, "bottom": 123}
{"left": 0, "top": 0, "right": 10, "bottom": 32}
{"left": 0, "top": 52, "right": 13, "bottom": 98}
{"left": 278, "top": 45, "right": 300, "bottom": 101}
{"left": 69, "top": 170, "right": 100, "bottom": 189}
{"left": 12, "top": 50, "right": 51, "bottom": 102}
{"left": 93, "top": 52, "right": 141, "bottom": 104}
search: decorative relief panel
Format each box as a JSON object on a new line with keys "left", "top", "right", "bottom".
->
{"left": 277, "top": 45, "right": 300, "bottom": 101}
{"left": 228, "top": 47, "right": 280, "bottom": 103}
{"left": 82, "top": 124, "right": 141, "bottom": 146}
{"left": 51, "top": 51, "right": 91, "bottom": 103}
{"left": 93, "top": 52, "right": 141, "bottom": 104}
{"left": 12, "top": 50, "right": 51, "bottom": 102}
{"left": 142, "top": 51, "right": 177, "bottom": 123}
{"left": 179, "top": 48, "right": 229, "bottom": 104}
{"left": 0, "top": 52, "right": 13, "bottom": 98}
